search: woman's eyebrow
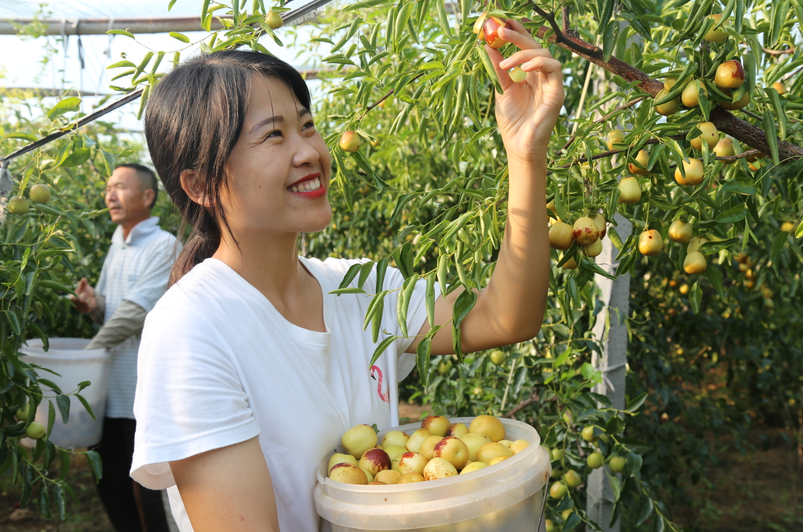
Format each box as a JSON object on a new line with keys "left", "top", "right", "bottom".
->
{"left": 249, "top": 107, "right": 312, "bottom": 134}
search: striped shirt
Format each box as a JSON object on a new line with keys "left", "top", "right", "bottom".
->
{"left": 96, "top": 217, "right": 178, "bottom": 418}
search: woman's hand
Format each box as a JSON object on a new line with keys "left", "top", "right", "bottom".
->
{"left": 489, "top": 20, "right": 565, "bottom": 163}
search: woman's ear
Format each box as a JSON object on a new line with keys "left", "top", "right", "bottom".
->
{"left": 180, "top": 170, "right": 212, "bottom": 207}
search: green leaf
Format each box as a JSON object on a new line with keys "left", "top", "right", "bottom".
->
{"left": 626, "top": 451, "right": 643, "bottom": 475}
{"left": 106, "top": 29, "right": 135, "bottom": 39}
{"left": 715, "top": 205, "right": 746, "bottom": 224}
{"left": 564, "top": 512, "right": 582, "bottom": 531}
{"left": 55, "top": 147, "right": 91, "bottom": 169}
{"left": 338, "top": 263, "right": 363, "bottom": 290}
{"left": 369, "top": 336, "right": 397, "bottom": 366}
{"left": 76, "top": 394, "right": 96, "bottom": 421}
{"left": 56, "top": 394, "right": 70, "bottom": 424}
{"left": 169, "top": 31, "right": 190, "bottom": 43}
{"left": 46, "top": 97, "right": 81, "bottom": 120}
{"left": 425, "top": 275, "right": 436, "bottom": 327}
{"left": 374, "top": 257, "right": 389, "bottom": 295}
{"left": 636, "top": 496, "right": 654, "bottom": 526}
{"left": 770, "top": 231, "right": 788, "bottom": 265}
{"left": 554, "top": 346, "right": 573, "bottom": 368}
{"left": 626, "top": 392, "right": 648, "bottom": 413}
{"left": 698, "top": 238, "right": 739, "bottom": 255}
{"left": 452, "top": 289, "right": 476, "bottom": 330}
{"left": 47, "top": 400, "right": 56, "bottom": 437}
{"left": 59, "top": 450, "right": 71, "bottom": 480}
{"left": 357, "top": 261, "right": 375, "bottom": 290}
{"left": 580, "top": 362, "right": 596, "bottom": 380}
{"left": 689, "top": 280, "right": 702, "bottom": 314}
{"left": 39, "top": 483, "right": 51, "bottom": 519}
{"left": 329, "top": 287, "right": 367, "bottom": 295}
{"left": 416, "top": 336, "right": 432, "bottom": 387}
{"left": 53, "top": 483, "right": 66, "bottom": 520}
{"left": 610, "top": 473, "right": 622, "bottom": 501}
{"left": 763, "top": 110, "right": 780, "bottom": 165}
{"left": 704, "top": 266, "right": 725, "bottom": 298}
{"left": 86, "top": 450, "right": 103, "bottom": 483}
{"left": 363, "top": 290, "right": 388, "bottom": 331}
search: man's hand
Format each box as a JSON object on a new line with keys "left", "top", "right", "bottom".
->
{"left": 71, "top": 278, "right": 97, "bottom": 314}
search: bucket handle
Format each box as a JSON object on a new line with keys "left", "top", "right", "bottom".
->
{"left": 536, "top": 474, "right": 549, "bottom": 532}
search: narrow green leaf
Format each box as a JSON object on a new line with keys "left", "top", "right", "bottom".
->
{"left": 425, "top": 274, "right": 436, "bottom": 327}
{"left": 369, "top": 336, "right": 397, "bottom": 366}
{"left": 363, "top": 290, "right": 388, "bottom": 331}
{"left": 338, "top": 263, "right": 363, "bottom": 290}
{"left": 626, "top": 392, "right": 648, "bottom": 412}
{"left": 86, "top": 450, "right": 103, "bottom": 482}
{"left": 53, "top": 483, "right": 66, "bottom": 520}
{"left": 564, "top": 512, "right": 582, "bottom": 531}
{"left": 357, "top": 261, "right": 375, "bottom": 290}
{"left": 554, "top": 346, "right": 572, "bottom": 367}
{"left": 770, "top": 231, "right": 788, "bottom": 265}
{"left": 47, "top": 400, "right": 56, "bottom": 438}
{"left": 437, "top": 254, "right": 449, "bottom": 297}
{"left": 610, "top": 474, "right": 622, "bottom": 501}
{"left": 636, "top": 496, "right": 654, "bottom": 525}
{"left": 416, "top": 335, "right": 433, "bottom": 387}
{"left": 329, "top": 287, "right": 367, "bottom": 295}
{"left": 39, "top": 483, "right": 51, "bottom": 519}
{"left": 56, "top": 394, "right": 70, "bottom": 424}
{"left": 452, "top": 289, "right": 476, "bottom": 329}
{"left": 763, "top": 110, "right": 780, "bottom": 164}
{"left": 106, "top": 60, "right": 136, "bottom": 69}
{"left": 46, "top": 97, "right": 81, "bottom": 120}
{"left": 59, "top": 450, "right": 71, "bottom": 480}
{"left": 106, "top": 29, "right": 135, "bottom": 39}
{"left": 374, "top": 257, "right": 389, "bottom": 294}
{"left": 689, "top": 280, "right": 702, "bottom": 314}
{"left": 704, "top": 266, "right": 725, "bottom": 298}
{"left": 626, "top": 451, "right": 643, "bottom": 475}
{"left": 76, "top": 394, "right": 96, "bottom": 421}
{"left": 169, "top": 31, "right": 190, "bottom": 43}
{"left": 715, "top": 206, "right": 746, "bottom": 224}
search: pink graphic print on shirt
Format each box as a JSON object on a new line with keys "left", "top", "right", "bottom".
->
{"left": 370, "top": 365, "right": 390, "bottom": 402}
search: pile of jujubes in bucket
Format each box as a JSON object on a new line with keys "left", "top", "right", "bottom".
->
{"left": 328, "top": 415, "right": 530, "bottom": 485}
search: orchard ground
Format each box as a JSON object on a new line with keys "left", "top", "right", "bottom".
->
{"left": 1, "top": 401, "right": 797, "bottom": 531}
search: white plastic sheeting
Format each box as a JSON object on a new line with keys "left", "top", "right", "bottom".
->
{"left": 0, "top": 0, "right": 206, "bottom": 19}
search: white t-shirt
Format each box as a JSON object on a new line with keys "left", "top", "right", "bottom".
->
{"left": 95, "top": 216, "right": 178, "bottom": 418}
{"left": 131, "top": 256, "right": 431, "bottom": 532}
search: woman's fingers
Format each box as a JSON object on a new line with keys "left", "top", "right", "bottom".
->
{"left": 485, "top": 45, "right": 513, "bottom": 90}
{"left": 499, "top": 48, "right": 554, "bottom": 70}
{"left": 497, "top": 22, "right": 539, "bottom": 50}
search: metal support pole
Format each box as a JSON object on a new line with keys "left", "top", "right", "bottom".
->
{"left": 586, "top": 212, "right": 631, "bottom": 532}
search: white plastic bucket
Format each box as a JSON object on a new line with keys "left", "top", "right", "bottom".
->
{"left": 315, "top": 417, "right": 551, "bottom": 532}
{"left": 20, "top": 338, "right": 110, "bottom": 448}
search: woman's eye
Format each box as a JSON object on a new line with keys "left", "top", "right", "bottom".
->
{"left": 303, "top": 120, "right": 316, "bottom": 130}
{"left": 264, "top": 130, "right": 282, "bottom": 139}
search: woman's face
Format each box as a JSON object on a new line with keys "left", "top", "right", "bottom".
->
{"left": 221, "top": 74, "right": 332, "bottom": 239}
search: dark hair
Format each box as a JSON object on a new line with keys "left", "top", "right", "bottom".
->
{"left": 144, "top": 50, "right": 312, "bottom": 286}
{"left": 115, "top": 163, "right": 158, "bottom": 209}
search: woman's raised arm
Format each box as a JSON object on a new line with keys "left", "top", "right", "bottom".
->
{"left": 409, "top": 20, "right": 565, "bottom": 355}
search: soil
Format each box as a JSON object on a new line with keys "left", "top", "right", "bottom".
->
{"left": 2, "top": 405, "right": 799, "bottom": 531}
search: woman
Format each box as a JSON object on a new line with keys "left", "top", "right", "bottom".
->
{"left": 131, "top": 20, "right": 564, "bottom": 532}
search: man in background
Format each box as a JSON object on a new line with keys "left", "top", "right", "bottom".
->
{"left": 72, "top": 163, "right": 177, "bottom": 532}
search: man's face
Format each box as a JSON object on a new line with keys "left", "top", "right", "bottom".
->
{"left": 105, "top": 167, "right": 151, "bottom": 227}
